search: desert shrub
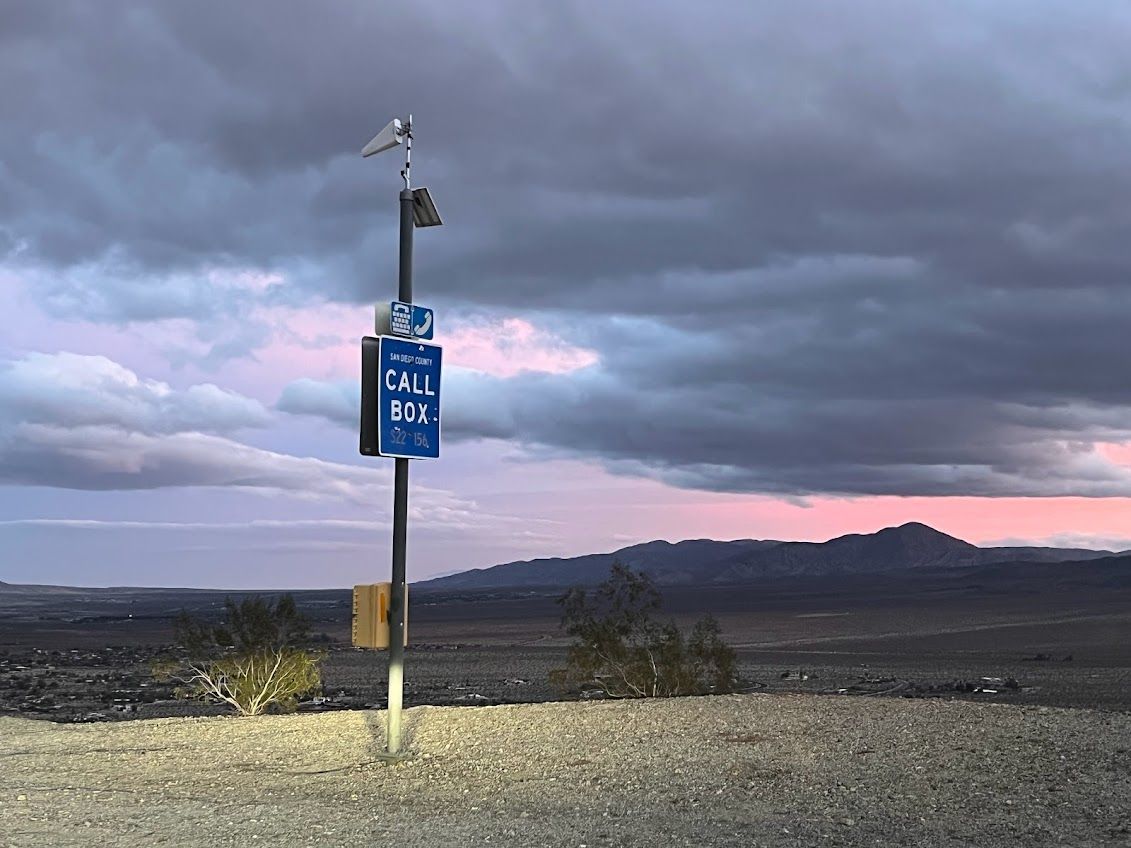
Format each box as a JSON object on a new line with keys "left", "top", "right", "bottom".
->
{"left": 153, "top": 595, "right": 322, "bottom": 717}
{"left": 551, "top": 563, "right": 738, "bottom": 698}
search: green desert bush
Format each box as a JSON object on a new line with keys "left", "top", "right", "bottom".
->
{"left": 153, "top": 595, "right": 322, "bottom": 717}
{"left": 551, "top": 563, "right": 738, "bottom": 698}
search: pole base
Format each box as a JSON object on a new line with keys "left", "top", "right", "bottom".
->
{"left": 374, "top": 749, "right": 413, "bottom": 765}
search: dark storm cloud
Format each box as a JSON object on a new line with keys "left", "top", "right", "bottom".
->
{"left": 11, "top": 1, "right": 1129, "bottom": 310}
{"left": 283, "top": 360, "right": 1131, "bottom": 497}
{"left": 6, "top": 1, "right": 1131, "bottom": 496}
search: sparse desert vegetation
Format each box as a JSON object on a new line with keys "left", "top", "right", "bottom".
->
{"left": 552, "top": 563, "right": 738, "bottom": 697}
{"left": 152, "top": 595, "right": 323, "bottom": 716}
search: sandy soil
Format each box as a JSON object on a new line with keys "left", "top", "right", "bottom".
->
{"left": 2, "top": 694, "right": 1128, "bottom": 847}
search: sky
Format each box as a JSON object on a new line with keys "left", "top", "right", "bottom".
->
{"left": 2, "top": 1, "right": 1131, "bottom": 588}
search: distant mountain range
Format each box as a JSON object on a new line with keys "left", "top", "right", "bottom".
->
{"left": 419, "top": 522, "right": 1129, "bottom": 590}
{"left": 3, "top": 523, "right": 1127, "bottom": 594}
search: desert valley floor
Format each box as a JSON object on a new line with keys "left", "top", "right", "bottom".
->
{"left": 2, "top": 572, "right": 1129, "bottom": 720}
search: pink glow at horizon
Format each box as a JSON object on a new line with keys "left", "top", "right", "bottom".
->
{"left": 598, "top": 486, "right": 1131, "bottom": 551}
{"left": 669, "top": 493, "right": 1131, "bottom": 548}
{"left": 455, "top": 452, "right": 1131, "bottom": 560}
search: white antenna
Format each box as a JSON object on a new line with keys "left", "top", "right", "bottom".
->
{"left": 361, "top": 118, "right": 404, "bottom": 158}
{"left": 361, "top": 114, "right": 438, "bottom": 224}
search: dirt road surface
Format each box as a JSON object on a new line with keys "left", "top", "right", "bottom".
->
{"left": 2, "top": 694, "right": 1128, "bottom": 847}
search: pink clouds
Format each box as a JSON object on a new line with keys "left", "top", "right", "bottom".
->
{"left": 222, "top": 309, "right": 598, "bottom": 397}
{"left": 0, "top": 272, "right": 200, "bottom": 378}
{"left": 219, "top": 309, "right": 600, "bottom": 400}
{"left": 440, "top": 318, "right": 598, "bottom": 377}
{"left": 2, "top": 268, "right": 596, "bottom": 400}
{"left": 1098, "top": 442, "right": 1131, "bottom": 466}
{"left": 216, "top": 302, "right": 370, "bottom": 397}
{"left": 240, "top": 306, "right": 599, "bottom": 388}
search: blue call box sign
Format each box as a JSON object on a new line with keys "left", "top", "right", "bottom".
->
{"left": 375, "top": 336, "right": 441, "bottom": 459}
{"left": 390, "top": 301, "right": 434, "bottom": 340}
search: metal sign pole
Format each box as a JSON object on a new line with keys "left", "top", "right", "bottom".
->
{"left": 385, "top": 176, "right": 415, "bottom": 757}
{"left": 360, "top": 113, "right": 441, "bottom": 758}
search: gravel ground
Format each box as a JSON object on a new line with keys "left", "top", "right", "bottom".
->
{"left": 1, "top": 694, "right": 1128, "bottom": 847}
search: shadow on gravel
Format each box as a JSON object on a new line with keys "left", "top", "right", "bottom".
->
{"left": 362, "top": 707, "right": 426, "bottom": 759}
{"left": 363, "top": 709, "right": 387, "bottom": 754}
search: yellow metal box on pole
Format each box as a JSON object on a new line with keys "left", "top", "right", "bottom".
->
{"left": 351, "top": 582, "right": 408, "bottom": 649}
